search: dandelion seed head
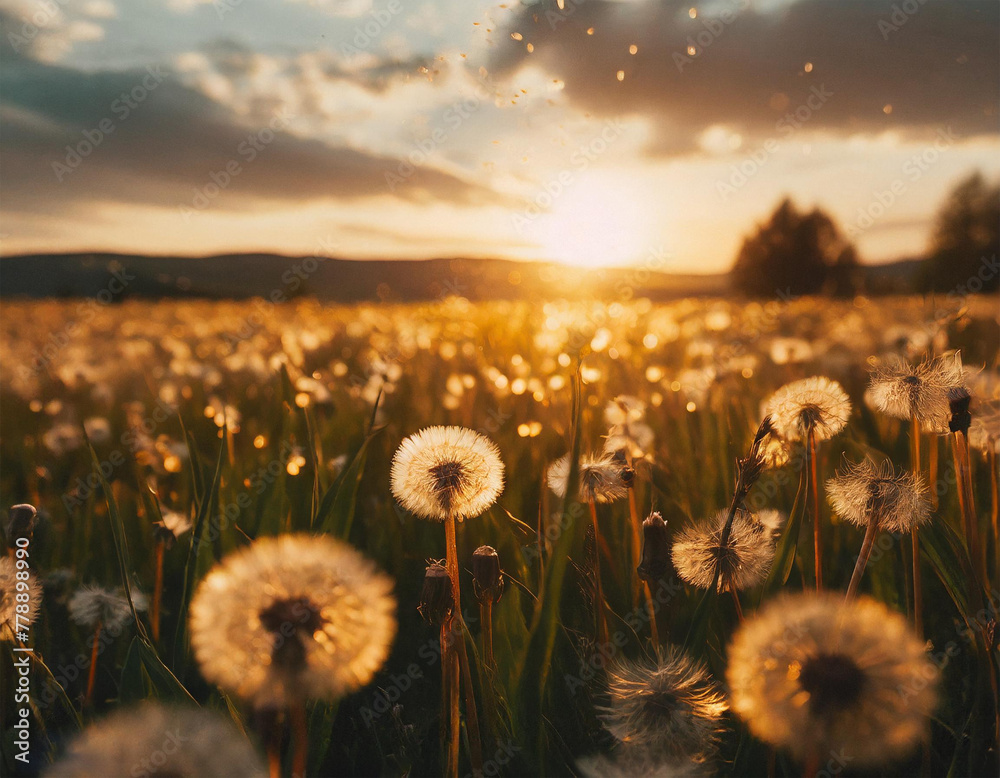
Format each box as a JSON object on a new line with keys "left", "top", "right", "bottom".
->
{"left": 598, "top": 646, "right": 728, "bottom": 761}
{"left": 826, "top": 458, "right": 931, "bottom": 534}
{"left": 763, "top": 376, "right": 851, "bottom": 442}
{"left": 547, "top": 452, "right": 628, "bottom": 504}
{"left": 671, "top": 509, "right": 777, "bottom": 592}
{"left": 390, "top": 426, "right": 504, "bottom": 521}
{"left": 188, "top": 534, "right": 397, "bottom": 708}
{"left": 45, "top": 703, "right": 266, "bottom": 778}
{"left": 727, "top": 592, "right": 938, "bottom": 766}
{"left": 868, "top": 354, "right": 966, "bottom": 427}
{"left": 68, "top": 585, "right": 147, "bottom": 632}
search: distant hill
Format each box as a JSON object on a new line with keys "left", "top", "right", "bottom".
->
{"left": 0, "top": 252, "right": 923, "bottom": 302}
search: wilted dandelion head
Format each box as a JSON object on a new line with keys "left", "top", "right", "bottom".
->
{"left": 671, "top": 509, "right": 778, "bottom": 592}
{"left": 390, "top": 426, "right": 504, "bottom": 521}
{"left": 598, "top": 646, "right": 728, "bottom": 761}
{"left": 826, "top": 458, "right": 931, "bottom": 534}
{"left": 547, "top": 453, "right": 628, "bottom": 504}
{"left": 68, "top": 585, "right": 147, "bottom": 632}
{"left": 45, "top": 703, "right": 266, "bottom": 778}
{"left": 763, "top": 376, "right": 851, "bottom": 442}
{"left": 727, "top": 592, "right": 938, "bottom": 766}
{"left": 189, "top": 534, "right": 397, "bottom": 708}
{"left": 868, "top": 354, "right": 966, "bottom": 427}
{"left": 0, "top": 557, "right": 41, "bottom": 639}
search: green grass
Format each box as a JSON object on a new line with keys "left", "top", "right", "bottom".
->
{"left": 1, "top": 294, "right": 997, "bottom": 776}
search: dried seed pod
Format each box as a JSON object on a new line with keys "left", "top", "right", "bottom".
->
{"left": 418, "top": 562, "right": 454, "bottom": 625}
{"left": 948, "top": 388, "right": 972, "bottom": 434}
{"left": 472, "top": 545, "right": 504, "bottom": 604}
{"left": 637, "top": 511, "right": 670, "bottom": 583}
{"left": 6, "top": 504, "right": 37, "bottom": 551}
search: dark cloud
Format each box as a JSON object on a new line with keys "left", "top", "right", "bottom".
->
{"left": 0, "top": 29, "right": 504, "bottom": 218}
{"left": 492, "top": 0, "right": 998, "bottom": 154}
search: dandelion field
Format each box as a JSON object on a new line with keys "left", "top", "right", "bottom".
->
{"left": 1, "top": 293, "right": 998, "bottom": 777}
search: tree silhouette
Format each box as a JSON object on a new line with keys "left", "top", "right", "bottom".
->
{"left": 921, "top": 172, "right": 999, "bottom": 293}
{"left": 731, "top": 198, "right": 858, "bottom": 298}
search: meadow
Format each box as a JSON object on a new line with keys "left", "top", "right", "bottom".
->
{"left": 0, "top": 292, "right": 998, "bottom": 777}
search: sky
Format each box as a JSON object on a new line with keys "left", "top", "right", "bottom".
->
{"left": 1, "top": 0, "right": 997, "bottom": 272}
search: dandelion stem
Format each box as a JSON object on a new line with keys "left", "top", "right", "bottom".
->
{"left": 808, "top": 427, "right": 822, "bottom": 591}
{"left": 910, "top": 415, "right": 923, "bottom": 637}
{"left": 627, "top": 487, "right": 643, "bottom": 607}
{"left": 846, "top": 514, "right": 878, "bottom": 601}
{"left": 729, "top": 588, "right": 745, "bottom": 622}
{"left": 444, "top": 515, "right": 461, "bottom": 778}
{"left": 644, "top": 582, "right": 660, "bottom": 646}
{"left": 587, "top": 497, "right": 609, "bottom": 646}
{"left": 481, "top": 600, "right": 494, "bottom": 670}
{"left": 152, "top": 540, "right": 164, "bottom": 642}
{"left": 290, "top": 700, "right": 308, "bottom": 778}
{"left": 265, "top": 718, "right": 281, "bottom": 778}
{"left": 990, "top": 448, "right": 999, "bottom": 583}
{"left": 953, "top": 431, "right": 984, "bottom": 585}
{"left": 85, "top": 622, "right": 102, "bottom": 706}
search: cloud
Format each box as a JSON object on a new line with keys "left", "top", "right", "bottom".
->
{"left": 490, "top": 0, "right": 998, "bottom": 155}
{"left": 0, "top": 29, "right": 507, "bottom": 219}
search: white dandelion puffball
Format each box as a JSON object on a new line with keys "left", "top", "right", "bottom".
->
{"left": 826, "top": 458, "right": 931, "bottom": 534}
{"left": 727, "top": 592, "right": 938, "bottom": 766}
{"left": 868, "top": 354, "right": 966, "bottom": 427}
{"left": 671, "top": 509, "right": 779, "bottom": 592}
{"left": 45, "top": 703, "right": 266, "bottom": 778}
{"left": 189, "top": 534, "right": 397, "bottom": 709}
{"left": 68, "top": 585, "right": 147, "bottom": 632}
{"left": 547, "top": 452, "right": 628, "bottom": 504}
{"left": 390, "top": 426, "right": 504, "bottom": 521}
{"left": 599, "top": 646, "right": 728, "bottom": 761}
{"left": 763, "top": 376, "right": 851, "bottom": 442}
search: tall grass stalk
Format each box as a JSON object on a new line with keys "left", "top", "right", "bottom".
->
{"left": 807, "top": 428, "right": 822, "bottom": 591}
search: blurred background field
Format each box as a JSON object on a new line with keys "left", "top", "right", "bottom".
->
{"left": 1, "top": 292, "right": 998, "bottom": 775}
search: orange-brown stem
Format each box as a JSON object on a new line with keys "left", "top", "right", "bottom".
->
{"left": 290, "top": 700, "right": 308, "bottom": 778}
{"left": 84, "top": 623, "right": 102, "bottom": 706}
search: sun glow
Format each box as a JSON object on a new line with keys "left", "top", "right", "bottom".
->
{"left": 527, "top": 175, "right": 654, "bottom": 268}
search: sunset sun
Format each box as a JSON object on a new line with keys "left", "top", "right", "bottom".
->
{"left": 528, "top": 175, "right": 654, "bottom": 269}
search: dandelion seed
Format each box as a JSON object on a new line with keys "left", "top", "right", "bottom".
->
{"left": 598, "top": 646, "right": 728, "bottom": 761}
{"left": 727, "top": 593, "right": 938, "bottom": 767}
{"left": 826, "top": 458, "right": 931, "bottom": 535}
{"left": 868, "top": 354, "right": 966, "bottom": 428}
{"left": 152, "top": 509, "right": 192, "bottom": 546}
{"left": 547, "top": 453, "right": 627, "bottom": 504}
{"left": 46, "top": 703, "right": 267, "bottom": 778}
{"left": 189, "top": 534, "right": 396, "bottom": 709}
{"left": 390, "top": 426, "right": 504, "bottom": 521}
{"left": 763, "top": 376, "right": 851, "bottom": 442}
{"left": 671, "top": 509, "right": 779, "bottom": 592}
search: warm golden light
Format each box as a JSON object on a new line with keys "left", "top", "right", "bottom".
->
{"left": 528, "top": 175, "right": 653, "bottom": 268}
